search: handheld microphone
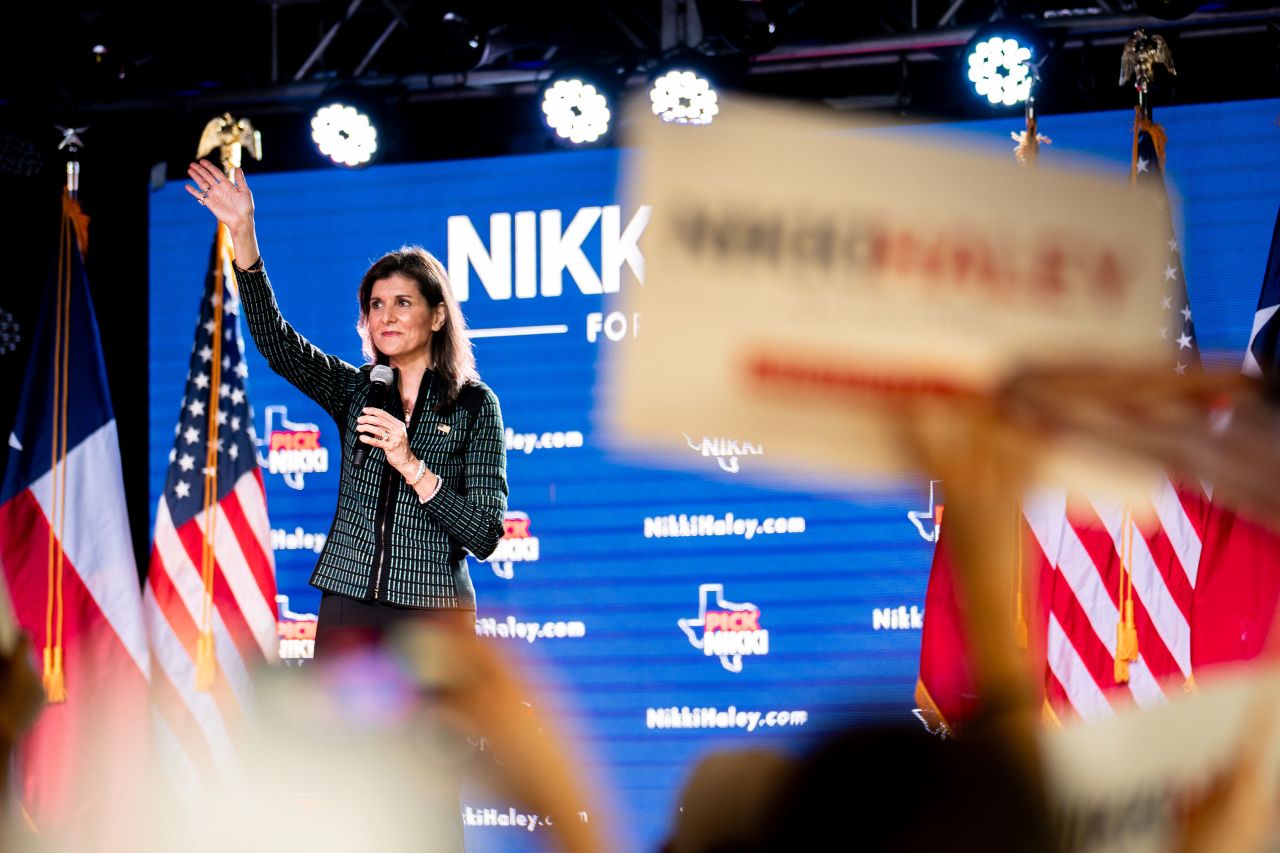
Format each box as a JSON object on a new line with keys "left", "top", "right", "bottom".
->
{"left": 352, "top": 364, "right": 395, "bottom": 469}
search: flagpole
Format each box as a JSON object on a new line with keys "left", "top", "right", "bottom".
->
{"left": 42, "top": 126, "right": 91, "bottom": 703}
{"left": 56, "top": 125, "right": 86, "bottom": 201}
{"left": 1122, "top": 29, "right": 1174, "bottom": 184}
{"left": 192, "top": 114, "right": 262, "bottom": 692}
{"left": 1114, "top": 32, "right": 1180, "bottom": 685}
{"left": 1012, "top": 72, "right": 1050, "bottom": 167}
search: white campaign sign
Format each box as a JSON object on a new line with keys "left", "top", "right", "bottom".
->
{"left": 1041, "top": 665, "right": 1280, "bottom": 853}
{"left": 608, "top": 97, "right": 1168, "bottom": 475}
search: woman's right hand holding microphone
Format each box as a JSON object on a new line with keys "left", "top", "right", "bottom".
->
{"left": 186, "top": 159, "right": 261, "bottom": 269}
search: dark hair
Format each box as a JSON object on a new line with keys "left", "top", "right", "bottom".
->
{"left": 760, "top": 721, "right": 1051, "bottom": 852}
{"left": 356, "top": 246, "right": 478, "bottom": 413}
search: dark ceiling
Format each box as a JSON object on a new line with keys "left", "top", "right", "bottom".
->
{"left": 2, "top": 1, "right": 1279, "bottom": 174}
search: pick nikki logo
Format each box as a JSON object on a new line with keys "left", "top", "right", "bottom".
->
{"left": 257, "top": 405, "right": 329, "bottom": 490}
{"left": 677, "top": 583, "right": 769, "bottom": 673}
{"left": 483, "top": 511, "right": 540, "bottom": 580}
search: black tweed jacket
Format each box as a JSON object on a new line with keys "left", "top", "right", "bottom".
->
{"left": 234, "top": 263, "right": 507, "bottom": 609}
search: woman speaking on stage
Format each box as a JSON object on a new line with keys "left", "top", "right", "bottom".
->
{"left": 185, "top": 158, "right": 507, "bottom": 654}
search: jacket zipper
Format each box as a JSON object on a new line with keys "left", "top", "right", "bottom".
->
{"left": 372, "top": 506, "right": 391, "bottom": 600}
{"left": 368, "top": 369, "right": 432, "bottom": 602}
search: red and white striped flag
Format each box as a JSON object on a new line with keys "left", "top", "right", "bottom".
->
{"left": 1028, "top": 482, "right": 1208, "bottom": 722}
{"left": 144, "top": 225, "right": 278, "bottom": 793}
{"left": 916, "top": 118, "right": 1213, "bottom": 730}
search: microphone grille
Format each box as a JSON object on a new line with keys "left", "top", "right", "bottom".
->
{"left": 370, "top": 365, "right": 394, "bottom": 385}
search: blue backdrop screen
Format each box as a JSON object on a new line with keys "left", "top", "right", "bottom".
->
{"left": 149, "top": 98, "right": 1280, "bottom": 850}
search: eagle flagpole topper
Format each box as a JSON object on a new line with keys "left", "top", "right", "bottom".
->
{"left": 1120, "top": 28, "right": 1176, "bottom": 123}
{"left": 197, "top": 112, "right": 262, "bottom": 182}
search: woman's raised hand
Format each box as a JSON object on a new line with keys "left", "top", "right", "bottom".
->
{"left": 185, "top": 159, "right": 254, "bottom": 232}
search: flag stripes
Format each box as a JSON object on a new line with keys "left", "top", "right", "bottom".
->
{"left": 24, "top": 421, "right": 151, "bottom": 676}
{"left": 144, "top": 230, "right": 278, "bottom": 790}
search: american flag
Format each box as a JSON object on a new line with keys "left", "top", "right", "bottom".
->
{"left": 917, "top": 121, "right": 1211, "bottom": 729}
{"left": 1031, "top": 123, "right": 1209, "bottom": 721}
{"left": 144, "top": 228, "right": 278, "bottom": 791}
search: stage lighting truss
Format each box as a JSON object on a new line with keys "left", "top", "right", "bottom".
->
{"left": 541, "top": 78, "right": 611, "bottom": 145}
{"left": 967, "top": 36, "right": 1036, "bottom": 107}
{"left": 650, "top": 69, "right": 719, "bottom": 125}
{"left": 310, "top": 103, "right": 378, "bottom": 167}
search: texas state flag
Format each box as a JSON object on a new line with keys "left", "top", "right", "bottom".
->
{"left": 0, "top": 194, "right": 150, "bottom": 847}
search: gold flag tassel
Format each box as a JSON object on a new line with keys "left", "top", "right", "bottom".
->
{"left": 1122, "top": 506, "right": 1140, "bottom": 662}
{"left": 1013, "top": 502, "right": 1028, "bottom": 650}
{"left": 1011, "top": 63, "right": 1050, "bottom": 167}
{"left": 1129, "top": 106, "right": 1168, "bottom": 185}
{"left": 195, "top": 631, "right": 216, "bottom": 691}
{"left": 43, "top": 193, "right": 87, "bottom": 704}
{"left": 1114, "top": 503, "right": 1140, "bottom": 684}
{"left": 1011, "top": 104, "right": 1051, "bottom": 167}
{"left": 195, "top": 222, "right": 231, "bottom": 692}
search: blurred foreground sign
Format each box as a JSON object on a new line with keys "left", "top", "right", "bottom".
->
{"left": 609, "top": 98, "right": 1168, "bottom": 475}
{"left": 1042, "top": 665, "right": 1280, "bottom": 853}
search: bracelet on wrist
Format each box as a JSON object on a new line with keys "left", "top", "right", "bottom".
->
{"left": 419, "top": 473, "right": 443, "bottom": 504}
{"left": 407, "top": 458, "right": 427, "bottom": 486}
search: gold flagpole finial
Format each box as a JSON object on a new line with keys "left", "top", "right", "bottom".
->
{"left": 55, "top": 125, "right": 88, "bottom": 199}
{"left": 196, "top": 113, "right": 263, "bottom": 178}
{"left": 1120, "top": 29, "right": 1176, "bottom": 121}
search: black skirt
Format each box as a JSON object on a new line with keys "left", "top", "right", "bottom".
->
{"left": 314, "top": 591, "right": 475, "bottom": 660}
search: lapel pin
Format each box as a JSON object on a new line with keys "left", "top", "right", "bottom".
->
{"left": 438, "top": 423, "right": 451, "bottom": 434}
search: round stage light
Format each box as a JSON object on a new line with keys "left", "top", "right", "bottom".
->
{"left": 310, "top": 103, "right": 378, "bottom": 167}
{"left": 541, "top": 78, "right": 611, "bottom": 145}
{"left": 966, "top": 35, "right": 1035, "bottom": 106}
{"left": 650, "top": 69, "right": 719, "bottom": 125}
